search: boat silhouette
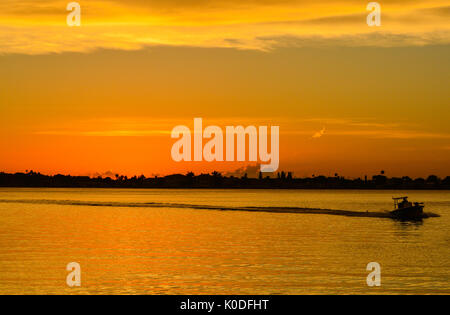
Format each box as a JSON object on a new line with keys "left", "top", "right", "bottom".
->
{"left": 391, "top": 197, "right": 425, "bottom": 219}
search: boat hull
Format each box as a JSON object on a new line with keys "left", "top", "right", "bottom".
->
{"left": 390, "top": 205, "right": 424, "bottom": 219}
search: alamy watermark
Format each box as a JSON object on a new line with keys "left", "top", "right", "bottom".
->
{"left": 367, "top": 2, "right": 381, "bottom": 27}
{"left": 366, "top": 262, "right": 381, "bottom": 287}
{"left": 66, "top": 262, "right": 81, "bottom": 287}
{"left": 171, "top": 118, "right": 279, "bottom": 173}
{"left": 67, "top": 2, "right": 81, "bottom": 27}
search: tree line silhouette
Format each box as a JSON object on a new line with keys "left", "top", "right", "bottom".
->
{"left": 1, "top": 170, "right": 450, "bottom": 189}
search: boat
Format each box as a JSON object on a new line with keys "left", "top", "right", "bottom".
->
{"left": 390, "top": 197, "right": 424, "bottom": 219}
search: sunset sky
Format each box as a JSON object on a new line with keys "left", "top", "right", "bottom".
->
{"left": 1, "top": 0, "right": 449, "bottom": 178}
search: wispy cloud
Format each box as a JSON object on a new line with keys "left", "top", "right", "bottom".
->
{"left": 0, "top": 0, "right": 449, "bottom": 54}
{"left": 31, "top": 116, "right": 450, "bottom": 140}
{"left": 328, "top": 129, "right": 450, "bottom": 139}
{"left": 224, "top": 163, "right": 262, "bottom": 178}
{"left": 286, "top": 117, "right": 450, "bottom": 140}
{"left": 34, "top": 130, "right": 172, "bottom": 136}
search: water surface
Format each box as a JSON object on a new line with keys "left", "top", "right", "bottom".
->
{"left": 0, "top": 188, "right": 448, "bottom": 294}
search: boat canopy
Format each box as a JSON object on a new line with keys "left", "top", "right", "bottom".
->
{"left": 393, "top": 197, "right": 408, "bottom": 200}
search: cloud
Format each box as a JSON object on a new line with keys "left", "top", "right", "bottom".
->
{"left": 290, "top": 117, "right": 450, "bottom": 140}
{"left": 419, "top": 5, "right": 450, "bottom": 17}
{"left": 34, "top": 130, "right": 172, "bottom": 136}
{"left": 329, "top": 129, "right": 450, "bottom": 139}
{"left": 89, "top": 170, "right": 116, "bottom": 178}
{"left": 0, "top": 0, "right": 449, "bottom": 54}
{"left": 224, "top": 163, "right": 262, "bottom": 178}
{"left": 31, "top": 116, "right": 450, "bottom": 140}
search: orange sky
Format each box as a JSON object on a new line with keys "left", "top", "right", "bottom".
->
{"left": 0, "top": 1, "right": 449, "bottom": 178}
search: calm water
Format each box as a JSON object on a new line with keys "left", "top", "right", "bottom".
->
{"left": 0, "top": 188, "right": 449, "bottom": 295}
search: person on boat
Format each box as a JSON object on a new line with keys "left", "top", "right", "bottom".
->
{"left": 399, "top": 197, "right": 412, "bottom": 209}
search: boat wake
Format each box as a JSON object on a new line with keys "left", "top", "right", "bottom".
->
{"left": 0, "top": 199, "right": 440, "bottom": 219}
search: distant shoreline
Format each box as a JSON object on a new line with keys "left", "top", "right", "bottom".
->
{"left": 1, "top": 171, "right": 449, "bottom": 190}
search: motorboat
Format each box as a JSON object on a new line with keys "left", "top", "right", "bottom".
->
{"left": 391, "top": 197, "right": 424, "bottom": 219}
